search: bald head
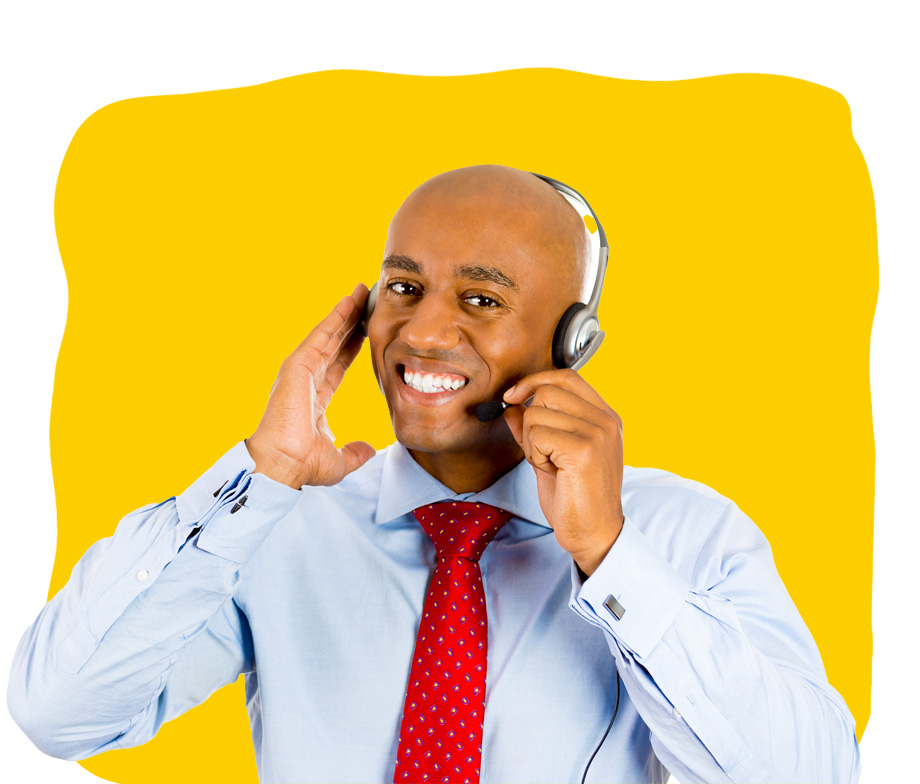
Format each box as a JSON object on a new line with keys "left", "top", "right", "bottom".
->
{"left": 391, "top": 165, "right": 592, "bottom": 302}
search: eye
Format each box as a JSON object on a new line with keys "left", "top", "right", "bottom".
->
{"left": 386, "top": 280, "right": 421, "bottom": 297}
{"left": 464, "top": 293, "right": 502, "bottom": 309}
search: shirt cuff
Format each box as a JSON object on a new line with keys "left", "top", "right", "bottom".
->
{"left": 568, "top": 513, "right": 689, "bottom": 659}
{"left": 176, "top": 440, "right": 258, "bottom": 524}
{"left": 176, "top": 440, "right": 302, "bottom": 565}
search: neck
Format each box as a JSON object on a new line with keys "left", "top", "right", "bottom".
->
{"left": 408, "top": 440, "right": 525, "bottom": 494}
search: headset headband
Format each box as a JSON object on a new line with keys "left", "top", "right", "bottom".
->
{"left": 528, "top": 173, "right": 609, "bottom": 316}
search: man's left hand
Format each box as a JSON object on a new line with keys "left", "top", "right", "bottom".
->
{"left": 502, "top": 369, "right": 624, "bottom": 577}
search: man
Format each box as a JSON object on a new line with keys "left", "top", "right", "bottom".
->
{"left": 9, "top": 165, "right": 860, "bottom": 783}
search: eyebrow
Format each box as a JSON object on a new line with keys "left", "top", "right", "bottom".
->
{"left": 382, "top": 254, "right": 423, "bottom": 275}
{"left": 382, "top": 254, "right": 518, "bottom": 291}
{"left": 455, "top": 264, "right": 518, "bottom": 291}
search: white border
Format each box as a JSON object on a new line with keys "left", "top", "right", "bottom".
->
{"left": 2, "top": 2, "right": 916, "bottom": 782}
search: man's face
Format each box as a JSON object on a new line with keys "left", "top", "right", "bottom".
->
{"left": 368, "top": 174, "right": 583, "bottom": 459}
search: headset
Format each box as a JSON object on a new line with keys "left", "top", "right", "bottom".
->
{"left": 359, "top": 172, "right": 609, "bottom": 371}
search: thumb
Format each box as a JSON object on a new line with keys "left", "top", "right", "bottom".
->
{"left": 340, "top": 440, "right": 377, "bottom": 477}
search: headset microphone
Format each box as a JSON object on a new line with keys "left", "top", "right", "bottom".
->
{"left": 474, "top": 400, "right": 513, "bottom": 423}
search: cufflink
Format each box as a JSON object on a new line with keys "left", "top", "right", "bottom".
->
{"left": 230, "top": 495, "right": 248, "bottom": 514}
{"left": 213, "top": 480, "right": 228, "bottom": 497}
{"left": 603, "top": 594, "right": 625, "bottom": 620}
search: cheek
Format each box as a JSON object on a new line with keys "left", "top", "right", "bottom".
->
{"left": 482, "top": 320, "right": 556, "bottom": 376}
{"left": 367, "top": 331, "right": 388, "bottom": 389}
{"left": 525, "top": 311, "right": 560, "bottom": 361}
{"left": 368, "top": 312, "right": 409, "bottom": 393}
{"left": 367, "top": 308, "right": 394, "bottom": 362}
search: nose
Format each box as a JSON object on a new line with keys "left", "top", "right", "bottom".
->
{"left": 401, "top": 291, "right": 461, "bottom": 352}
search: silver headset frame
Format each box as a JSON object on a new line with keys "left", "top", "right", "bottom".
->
{"left": 529, "top": 173, "right": 609, "bottom": 370}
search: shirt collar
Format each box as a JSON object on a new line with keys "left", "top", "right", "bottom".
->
{"left": 375, "top": 441, "right": 551, "bottom": 529}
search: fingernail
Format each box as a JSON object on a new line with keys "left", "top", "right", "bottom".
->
{"left": 503, "top": 385, "right": 517, "bottom": 401}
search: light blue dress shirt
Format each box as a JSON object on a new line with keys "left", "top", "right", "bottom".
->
{"left": 9, "top": 441, "right": 860, "bottom": 783}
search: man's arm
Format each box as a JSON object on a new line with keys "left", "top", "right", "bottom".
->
{"left": 571, "top": 500, "right": 860, "bottom": 783}
{"left": 8, "top": 284, "right": 374, "bottom": 759}
{"left": 503, "top": 370, "right": 860, "bottom": 783}
{"left": 7, "top": 443, "right": 300, "bottom": 759}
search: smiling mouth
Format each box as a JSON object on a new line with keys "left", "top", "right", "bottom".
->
{"left": 400, "top": 365, "right": 469, "bottom": 394}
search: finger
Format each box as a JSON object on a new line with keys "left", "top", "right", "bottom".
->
{"left": 318, "top": 295, "right": 362, "bottom": 365}
{"left": 524, "top": 384, "right": 619, "bottom": 431}
{"left": 504, "top": 368, "right": 613, "bottom": 416}
{"left": 316, "top": 328, "right": 366, "bottom": 409}
{"left": 521, "top": 409, "right": 613, "bottom": 478}
{"left": 339, "top": 440, "right": 377, "bottom": 478}
{"left": 265, "top": 313, "right": 344, "bottom": 405}
{"left": 289, "top": 285, "right": 366, "bottom": 373}
{"left": 527, "top": 425, "right": 589, "bottom": 476}
{"left": 502, "top": 403, "right": 525, "bottom": 449}
{"left": 320, "top": 285, "right": 370, "bottom": 371}
{"left": 519, "top": 407, "right": 591, "bottom": 470}
{"left": 522, "top": 402, "right": 600, "bottom": 437}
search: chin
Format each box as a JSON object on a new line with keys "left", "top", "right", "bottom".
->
{"left": 392, "top": 421, "right": 473, "bottom": 454}
{"left": 392, "top": 417, "right": 515, "bottom": 457}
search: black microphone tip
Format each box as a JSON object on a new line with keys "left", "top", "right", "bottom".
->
{"left": 474, "top": 400, "right": 509, "bottom": 422}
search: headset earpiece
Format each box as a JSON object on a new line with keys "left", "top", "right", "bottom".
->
{"left": 552, "top": 301, "right": 604, "bottom": 370}
{"left": 552, "top": 303, "right": 587, "bottom": 368}
{"left": 359, "top": 282, "right": 378, "bottom": 337}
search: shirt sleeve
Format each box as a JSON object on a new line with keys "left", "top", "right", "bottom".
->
{"left": 7, "top": 441, "right": 301, "bottom": 760}
{"left": 568, "top": 502, "right": 861, "bottom": 784}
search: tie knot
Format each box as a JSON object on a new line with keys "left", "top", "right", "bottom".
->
{"left": 413, "top": 501, "right": 512, "bottom": 561}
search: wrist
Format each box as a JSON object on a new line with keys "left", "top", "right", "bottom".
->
{"left": 244, "top": 438, "right": 305, "bottom": 490}
{"left": 571, "top": 513, "right": 624, "bottom": 577}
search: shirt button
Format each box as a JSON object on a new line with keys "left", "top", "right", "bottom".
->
{"left": 136, "top": 570, "right": 149, "bottom": 581}
{"left": 672, "top": 707, "right": 682, "bottom": 719}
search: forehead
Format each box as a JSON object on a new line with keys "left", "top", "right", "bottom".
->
{"left": 383, "top": 185, "right": 578, "bottom": 289}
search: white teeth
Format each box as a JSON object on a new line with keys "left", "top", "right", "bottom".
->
{"left": 402, "top": 368, "right": 468, "bottom": 394}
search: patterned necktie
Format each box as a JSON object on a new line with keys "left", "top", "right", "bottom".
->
{"left": 393, "top": 501, "right": 513, "bottom": 784}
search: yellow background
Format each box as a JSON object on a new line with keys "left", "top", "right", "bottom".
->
{"left": 49, "top": 69, "right": 877, "bottom": 782}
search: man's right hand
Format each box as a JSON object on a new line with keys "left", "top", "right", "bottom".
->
{"left": 245, "top": 284, "right": 377, "bottom": 489}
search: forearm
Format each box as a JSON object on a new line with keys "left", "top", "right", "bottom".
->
{"left": 10, "top": 532, "right": 235, "bottom": 758}
{"left": 608, "top": 593, "right": 858, "bottom": 783}
{"left": 571, "top": 508, "right": 860, "bottom": 783}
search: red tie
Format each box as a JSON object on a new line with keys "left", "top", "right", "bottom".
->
{"left": 393, "top": 501, "right": 513, "bottom": 784}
